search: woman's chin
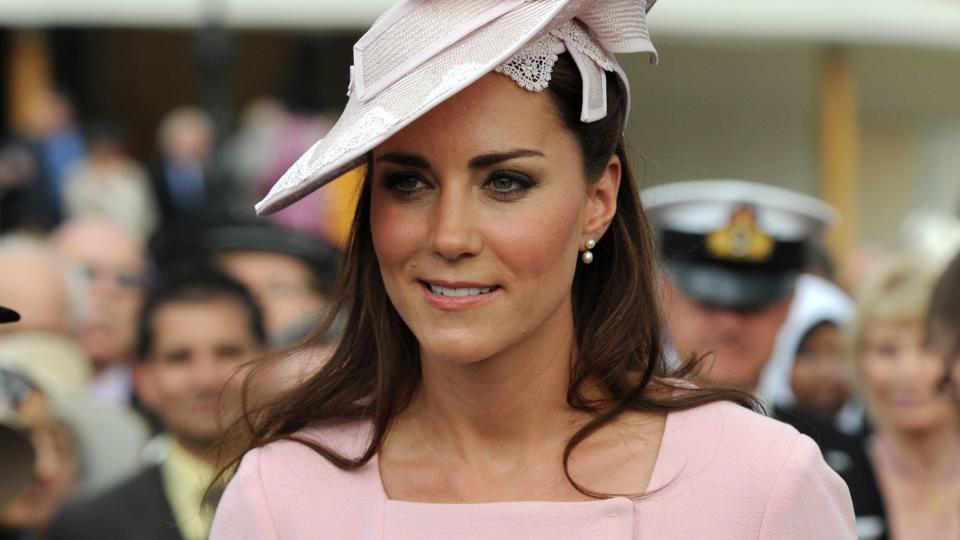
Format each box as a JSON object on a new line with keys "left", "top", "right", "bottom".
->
{"left": 885, "top": 409, "right": 954, "bottom": 434}
{"left": 417, "top": 335, "right": 501, "bottom": 366}
{"left": 410, "top": 317, "right": 549, "bottom": 367}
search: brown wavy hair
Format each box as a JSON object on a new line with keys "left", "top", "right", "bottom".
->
{"left": 214, "top": 53, "right": 757, "bottom": 499}
{"left": 927, "top": 250, "right": 960, "bottom": 398}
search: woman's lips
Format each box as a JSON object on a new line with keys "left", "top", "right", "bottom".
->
{"left": 420, "top": 281, "right": 501, "bottom": 311}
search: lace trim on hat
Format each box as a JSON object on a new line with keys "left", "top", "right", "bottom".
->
{"left": 555, "top": 20, "right": 616, "bottom": 72}
{"left": 494, "top": 36, "right": 563, "bottom": 92}
{"left": 494, "top": 20, "right": 615, "bottom": 93}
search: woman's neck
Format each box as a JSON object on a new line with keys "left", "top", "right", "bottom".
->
{"left": 407, "top": 316, "right": 586, "bottom": 462}
{"left": 381, "top": 306, "right": 668, "bottom": 503}
{"left": 875, "top": 423, "right": 960, "bottom": 479}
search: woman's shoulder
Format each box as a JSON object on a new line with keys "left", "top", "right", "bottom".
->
{"left": 245, "top": 419, "right": 379, "bottom": 493}
{"left": 259, "top": 419, "right": 375, "bottom": 464}
{"left": 672, "top": 398, "right": 796, "bottom": 439}
{"left": 660, "top": 399, "right": 814, "bottom": 478}
{"left": 210, "top": 420, "right": 384, "bottom": 539}
{"left": 642, "top": 400, "right": 855, "bottom": 538}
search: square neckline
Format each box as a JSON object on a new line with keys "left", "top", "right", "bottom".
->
{"left": 371, "top": 407, "right": 681, "bottom": 507}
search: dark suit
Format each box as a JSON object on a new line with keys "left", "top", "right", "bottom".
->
{"left": 148, "top": 161, "right": 179, "bottom": 224}
{"left": 148, "top": 160, "right": 209, "bottom": 225}
{"left": 48, "top": 465, "right": 184, "bottom": 540}
{"left": 774, "top": 405, "right": 888, "bottom": 540}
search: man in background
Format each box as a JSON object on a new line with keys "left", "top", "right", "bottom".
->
{"left": 151, "top": 218, "right": 338, "bottom": 346}
{"left": 203, "top": 220, "right": 341, "bottom": 394}
{"left": 61, "top": 129, "right": 159, "bottom": 241}
{"left": 18, "top": 89, "right": 87, "bottom": 228}
{"left": 642, "top": 179, "right": 834, "bottom": 391}
{"left": 205, "top": 220, "right": 338, "bottom": 344}
{"left": 0, "top": 235, "right": 72, "bottom": 335}
{"left": 53, "top": 217, "right": 147, "bottom": 407}
{"left": 50, "top": 270, "right": 266, "bottom": 540}
{"left": 0, "top": 233, "right": 150, "bottom": 497}
{"left": 643, "top": 179, "right": 886, "bottom": 539}
{"left": 151, "top": 107, "right": 214, "bottom": 224}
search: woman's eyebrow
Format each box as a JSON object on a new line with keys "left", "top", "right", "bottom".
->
{"left": 468, "top": 149, "right": 545, "bottom": 169}
{"left": 375, "top": 148, "right": 544, "bottom": 170}
{"left": 376, "top": 152, "right": 432, "bottom": 169}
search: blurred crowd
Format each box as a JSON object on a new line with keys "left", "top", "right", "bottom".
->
{"left": 0, "top": 90, "right": 959, "bottom": 540}
{"left": 0, "top": 90, "right": 344, "bottom": 540}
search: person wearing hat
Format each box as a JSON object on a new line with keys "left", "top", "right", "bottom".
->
{"left": 766, "top": 274, "right": 889, "bottom": 539}
{"left": 643, "top": 179, "right": 836, "bottom": 392}
{"left": 645, "top": 180, "right": 889, "bottom": 538}
{"left": 0, "top": 366, "right": 81, "bottom": 540}
{"left": 150, "top": 217, "right": 340, "bottom": 346}
{"left": 202, "top": 220, "right": 339, "bottom": 345}
{"left": 762, "top": 274, "right": 856, "bottom": 424}
{"left": 200, "top": 220, "right": 344, "bottom": 395}
{"left": 0, "top": 308, "right": 30, "bottom": 525}
{"left": 210, "top": 2, "right": 854, "bottom": 538}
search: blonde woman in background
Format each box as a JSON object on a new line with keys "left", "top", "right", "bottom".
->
{"left": 852, "top": 255, "right": 960, "bottom": 540}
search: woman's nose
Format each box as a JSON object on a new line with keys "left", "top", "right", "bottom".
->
{"left": 895, "top": 347, "right": 943, "bottom": 386}
{"left": 429, "top": 187, "right": 482, "bottom": 261}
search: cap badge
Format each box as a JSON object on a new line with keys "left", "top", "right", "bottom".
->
{"left": 706, "top": 206, "right": 775, "bottom": 262}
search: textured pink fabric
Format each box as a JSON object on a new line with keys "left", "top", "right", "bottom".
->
{"left": 211, "top": 401, "right": 856, "bottom": 539}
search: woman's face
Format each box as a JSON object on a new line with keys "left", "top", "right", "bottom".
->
{"left": 790, "top": 322, "right": 850, "bottom": 418}
{"left": 370, "top": 73, "right": 618, "bottom": 364}
{"left": 859, "top": 321, "right": 956, "bottom": 433}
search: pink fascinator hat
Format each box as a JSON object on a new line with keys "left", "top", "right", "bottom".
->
{"left": 257, "top": 0, "right": 659, "bottom": 215}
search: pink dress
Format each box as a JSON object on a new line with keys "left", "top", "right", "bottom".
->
{"left": 211, "top": 401, "right": 855, "bottom": 539}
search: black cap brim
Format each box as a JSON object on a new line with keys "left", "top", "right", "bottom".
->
{"left": 202, "top": 224, "right": 338, "bottom": 269}
{"left": 0, "top": 306, "right": 20, "bottom": 324}
{"left": 667, "top": 261, "right": 797, "bottom": 310}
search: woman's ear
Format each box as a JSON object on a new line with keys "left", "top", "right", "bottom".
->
{"left": 582, "top": 153, "right": 621, "bottom": 242}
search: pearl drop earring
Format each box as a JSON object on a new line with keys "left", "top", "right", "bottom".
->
{"left": 581, "top": 239, "right": 596, "bottom": 264}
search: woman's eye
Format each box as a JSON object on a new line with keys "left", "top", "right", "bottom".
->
{"left": 384, "top": 174, "right": 427, "bottom": 193}
{"left": 491, "top": 176, "right": 519, "bottom": 191}
{"left": 486, "top": 171, "right": 535, "bottom": 198}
